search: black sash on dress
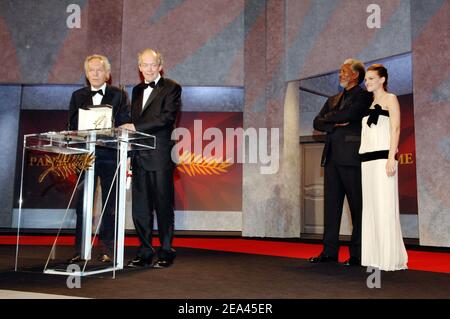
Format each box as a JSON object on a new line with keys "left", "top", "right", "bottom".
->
{"left": 360, "top": 105, "right": 394, "bottom": 162}
{"left": 366, "top": 104, "right": 389, "bottom": 127}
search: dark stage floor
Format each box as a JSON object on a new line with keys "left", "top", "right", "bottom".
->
{"left": 0, "top": 245, "right": 449, "bottom": 299}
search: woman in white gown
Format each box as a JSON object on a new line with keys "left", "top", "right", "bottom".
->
{"left": 359, "top": 64, "right": 408, "bottom": 271}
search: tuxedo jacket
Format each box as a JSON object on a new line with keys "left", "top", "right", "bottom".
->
{"left": 313, "top": 85, "right": 372, "bottom": 167}
{"left": 130, "top": 77, "right": 182, "bottom": 171}
{"left": 68, "top": 84, "right": 131, "bottom": 160}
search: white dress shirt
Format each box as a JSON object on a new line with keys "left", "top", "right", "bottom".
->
{"left": 91, "top": 83, "right": 106, "bottom": 106}
{"left": 142, "top": 74, "right": 161, "bottom": 110}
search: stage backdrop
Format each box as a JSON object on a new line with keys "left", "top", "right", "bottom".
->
{"left": 397, "top": 93, "right": 418, "bottom": 215}
{"left": 13, "top": 110, "right": 243, "bottom": 215}
{"left": 174, "top": 111, "right": 243, "bottom": 211}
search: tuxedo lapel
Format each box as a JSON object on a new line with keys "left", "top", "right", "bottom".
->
{"left": 141, "top": 78, "right": 164, "bottom": 115}
{"left": 101, "top": 85, "right": 114, "bottom": 106}
{"left": 80, "top": 88, "right": 94, "bottom": 108}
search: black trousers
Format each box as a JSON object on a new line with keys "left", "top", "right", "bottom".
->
{"left": 132, "top": 166, "right": 175, "bottom": 261}
{"left": 322, "top": 159, "right": 362, "bottom": 259}
{"left": 75, "top": 159, "right": 117, "bottom": 255}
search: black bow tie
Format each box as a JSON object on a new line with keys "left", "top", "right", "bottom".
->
{"left": 91, "top": 89, "right": 104, "bottom": 96}
{"left": 143, "top": 81, "right": 156, "bottom": 89}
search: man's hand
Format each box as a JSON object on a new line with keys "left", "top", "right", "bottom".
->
{"left": 120, "top": 123, "right": 136, "bottom": 131}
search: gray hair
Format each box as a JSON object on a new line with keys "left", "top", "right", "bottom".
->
{"left": 137, "top": 48, "right": 164, "bottom": 66}
{"left": 344, "top": 58, "right": 365, "bottom": 84}
{"left": 84, "top": 54, "right": 111, "bottom": 80}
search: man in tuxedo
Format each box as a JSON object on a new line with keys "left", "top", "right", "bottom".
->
{"left": 67, "top": 54, "right": 130, "bottom": 263}
{"left": 310, "top": 58, "right": 372, "bottom": 266}
{"left": 121, "top": 49, "right": 181, "bottom": 268}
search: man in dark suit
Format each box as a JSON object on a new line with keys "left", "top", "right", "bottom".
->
{"left": 121, "top": 49, "right": 181, "bottom": 269}
{"left": 310, "top": 58, "right": 372, "bottom": 266}
{"left": 68, "top": 54, "right": 130, "bottom": 263}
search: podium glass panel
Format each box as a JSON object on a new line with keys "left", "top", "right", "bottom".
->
{"left": 14, "top": 128, "right": 155, "bottom": 277}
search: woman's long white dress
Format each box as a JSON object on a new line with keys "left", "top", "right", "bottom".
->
{"left": 359, "top": 105, "right": 408, "bottom": 271}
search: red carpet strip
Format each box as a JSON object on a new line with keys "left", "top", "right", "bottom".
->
{"left": 1, "top": 236, "right": 449, "bottom": 274}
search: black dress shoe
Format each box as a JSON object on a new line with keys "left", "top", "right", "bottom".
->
{"left": 342, "top": 257, "right": 361, "bottom": 266}
{"left": 68, "top": 254, "right": 84, "bottom": 263}
{"left": 309, "top": 254, "right": 338, "bottom": 263}
{"left": 127, "top": 257, "right": 153, "bottom": 268}
{"left": 152, "top": 259, "right": 173, "bottom": 269}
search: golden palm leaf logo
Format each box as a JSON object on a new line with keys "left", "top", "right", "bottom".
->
{"left": 176, "top": 151, "right": 232, "bottom": 177}
{"left": 38, "top": 153, "right": 95, "bottom": 183}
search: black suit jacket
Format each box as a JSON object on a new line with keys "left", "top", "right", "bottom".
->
{"left": 68, "top": 84, "right": 131, "bottom": 160}
{"left": 131, "top": 77, "right": 182, "bottom": 171}
{"left": 313, "top": 85, "right": 372, "bottom": 167}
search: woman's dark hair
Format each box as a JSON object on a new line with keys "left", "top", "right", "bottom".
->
{"left": 367, "top": 63, "right": 388, "bottom": 91}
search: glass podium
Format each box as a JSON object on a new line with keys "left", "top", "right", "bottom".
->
{"left": 14, "top": 128, "right": 155, "bottom": 277}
